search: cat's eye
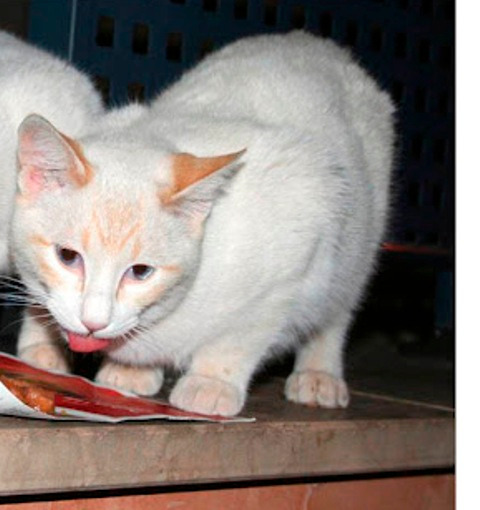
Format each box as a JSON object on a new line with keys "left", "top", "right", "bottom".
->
{"left": 125, "top": 264, "right": 155, "bottom": 281}
{"left": 55, "top": 246, "right": 83, "bottom": 269}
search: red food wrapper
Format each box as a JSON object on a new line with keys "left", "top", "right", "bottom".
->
{"left": 0, "top": 353, "right": 253, "bottom": 423}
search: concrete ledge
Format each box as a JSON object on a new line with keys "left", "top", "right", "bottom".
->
{"left": 0, "top": 378, "right": 454, "bottom": 496}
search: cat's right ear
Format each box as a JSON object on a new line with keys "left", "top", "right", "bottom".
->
{"left": 17, "top": 114, "right": 93, "bottom": 200}
{"left": 159, "top": 150, "right": 245, "bottom": 236}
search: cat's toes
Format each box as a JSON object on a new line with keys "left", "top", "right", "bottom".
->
{"left": 170, "top": 374, "right": 244, "bottom": 416}
{"left": 285, "top": 370, "right": 350, "bottom": 408}
{"left": 95, "top": 361, "right": 163, "bottom": 396}
{"left": 18, "top": 343, "right": 69, "bottom": 373}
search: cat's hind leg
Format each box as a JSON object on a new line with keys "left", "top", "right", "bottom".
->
{"left": 17, "top": 306, "right": 70, "bottom": 372}
{"left": 285, "top": 314, "right": 351, "bottom": 408}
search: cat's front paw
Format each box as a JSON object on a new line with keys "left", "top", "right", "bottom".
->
{"left": 18, "top": 343, "right": 69, "bottom": 373}
{"left": 95, "top": 361, "right": 164, "bottom": 396}
{"left": 285, "top": 370, "right": 350, "bottom": 408}
{"left": 170, "top": 374, "right": 245, "bottom": 416}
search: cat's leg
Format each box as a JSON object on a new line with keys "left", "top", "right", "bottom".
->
{"left": 169, "top": 329, "right": 272, "bottom": 416}
{"left": 95, "top": 360, "right": 164, "bottom": 396}
{"left": 17, "top": 306, "right": 70, "bottom": 372}
{"left": 285, "top": 314, "right": 350, "bottom": 408}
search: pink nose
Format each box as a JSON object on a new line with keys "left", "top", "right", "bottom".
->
{"left": 82, "top": 319, "right": 108, "bottom": 334}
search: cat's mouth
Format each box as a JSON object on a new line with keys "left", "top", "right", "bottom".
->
{"left": 66, "top": 331, "right": 111, "bottom": 353}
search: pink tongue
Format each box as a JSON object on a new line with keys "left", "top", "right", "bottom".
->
{"left": 67, "top": 332, "right": 110, "bottom": 353}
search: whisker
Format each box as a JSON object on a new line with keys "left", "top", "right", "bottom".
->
{"left": 0, "top": 309, "right": 58, "bottom": 337}
{"left": 0, "top": 276, "right": 47, "bottom": 294}
{"left": 0, "top": 299, "right": 45, "bottom": 309}
{"left": 119, "top": 322, "right": 178, "bottom": 366}
{"left": 0, "top": 281, "right": 28, "bottom": 294}
{"left": 0, "top": 275, "right": 25, "bottom": 285}
{"left": 0, "top": 293, "right": 41, "bottom": 303}
{"left": 0, "top": 319, "right": 24, "bottom": 337}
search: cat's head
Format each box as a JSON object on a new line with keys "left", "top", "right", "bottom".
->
{"left": 11, "top": 114, "right": 244, "bottom": 354}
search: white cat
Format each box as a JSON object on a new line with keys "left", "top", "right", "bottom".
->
{"left": 11, "top": 31, "right": 395, "bottom": 416}
{"left": 0, "top": 31, "right": 104, "bottom": 274}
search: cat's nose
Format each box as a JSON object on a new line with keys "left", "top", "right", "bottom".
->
{"left": 82, "top": 319, "right": 109, "bottom": 334}
{"left": 81, "top": 293, "right": 112, "bottom": 334}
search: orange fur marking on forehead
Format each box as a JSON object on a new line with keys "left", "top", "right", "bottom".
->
{"left": 61, "top": 134, "right": 94, "bottom": 188}
{"left": 118, "top": 223, "right": 141, "bottom": 252}
{"left": 92, "top": 200, "right": 142, "bottom": 254}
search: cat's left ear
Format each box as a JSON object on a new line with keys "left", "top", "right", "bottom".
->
{"left": 17, "top": 114, "right": 93, "bottom": 200}
{"left": 160, "top": 149, "right": 246, "bottom": 233}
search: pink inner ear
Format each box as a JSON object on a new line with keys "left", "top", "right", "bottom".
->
{"left": 17, "top": 117, "right": 94, "bottom": 200}
{"left": 19, "top": 166, "right": 54, "bottom": 198}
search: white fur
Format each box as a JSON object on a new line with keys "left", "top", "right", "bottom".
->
{"left": 0, "top": 31, "right": 104, "bottom": 273}
{"left": 11, "top": 32, "right": 395, "bottom": 416}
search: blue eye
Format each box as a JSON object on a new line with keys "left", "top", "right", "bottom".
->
{"left": 55, "top": 246, "right": 83, "bottom": 269}
{"left": 125, "top": 264, "right": 155, "bottom": 281}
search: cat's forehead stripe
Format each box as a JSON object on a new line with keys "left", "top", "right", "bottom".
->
{"left": 91, "top": 202, "right": 142, "bottom": 254}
